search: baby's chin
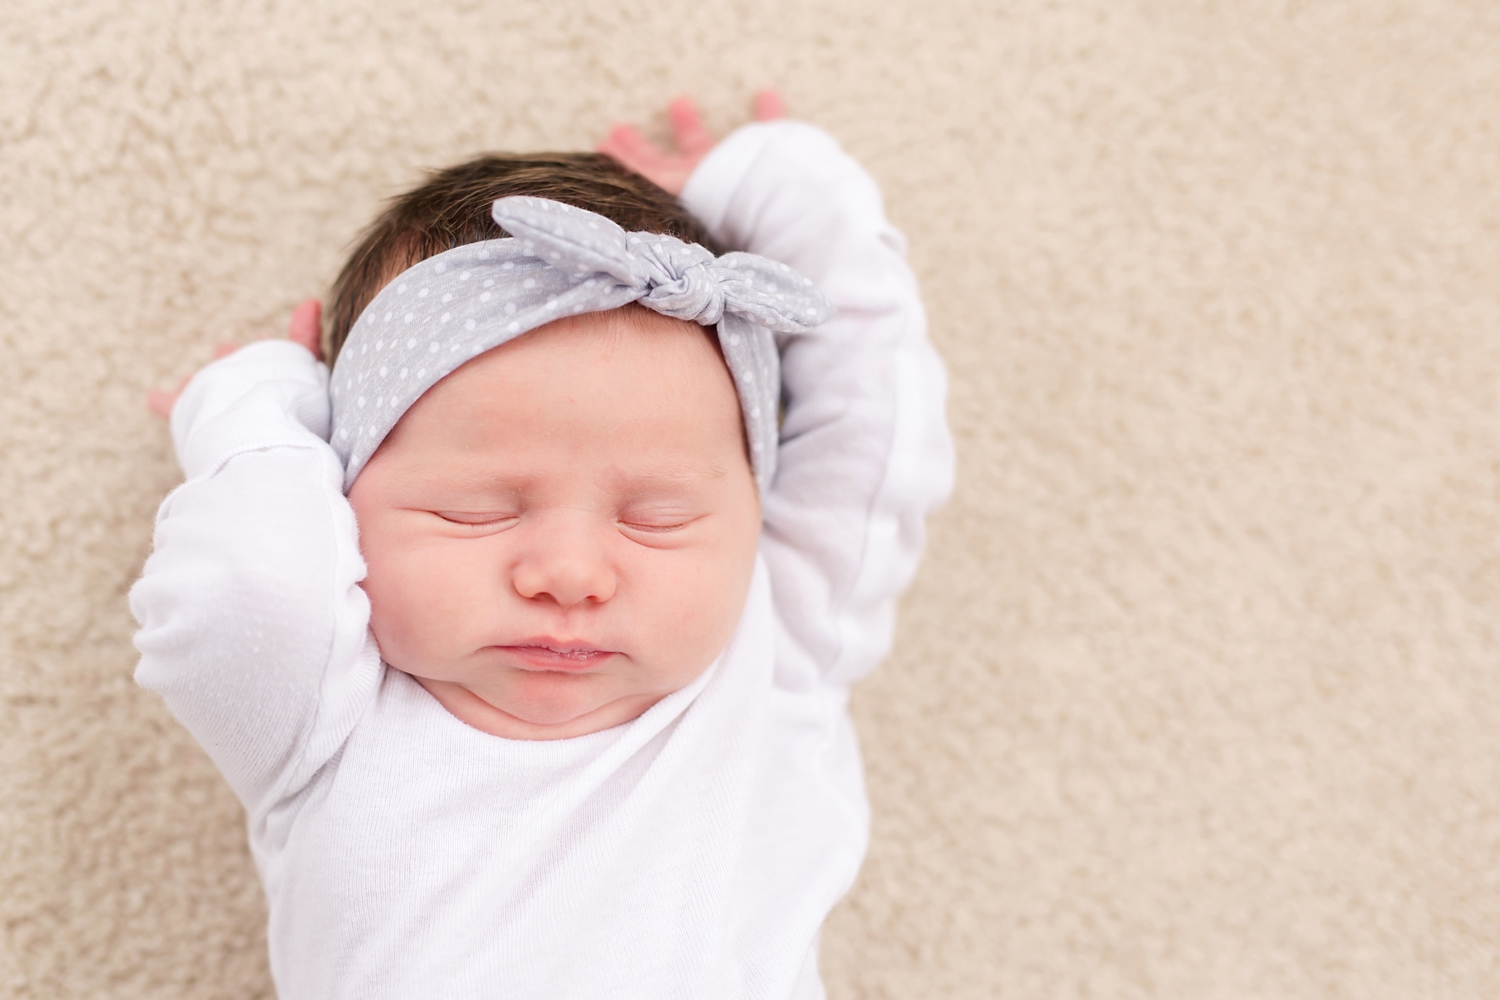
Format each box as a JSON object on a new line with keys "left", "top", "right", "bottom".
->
{"left": 408, "top": 670, "right": 665, "bottom": 740}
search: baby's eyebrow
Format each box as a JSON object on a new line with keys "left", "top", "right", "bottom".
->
{"left": 384, "top": 468, "right": 526, "bottom": 503}
{"left": 612, "top": 461, "right": 729, "bottom": 491}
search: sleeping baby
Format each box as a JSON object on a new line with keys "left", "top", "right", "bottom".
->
{"left": 132, "top": 93, "right": 953, "bottom": 999}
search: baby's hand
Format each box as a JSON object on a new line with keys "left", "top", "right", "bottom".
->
{"left": 598, "top": 90, "right": 787, "bottom": 196}
{"left": 147, "top": 299, "right": 323, "bottom": 417}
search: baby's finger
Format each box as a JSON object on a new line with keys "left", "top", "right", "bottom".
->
{"left": 598, "top": 125, "right": 673, "bottom": 180}
{"left": 599, "top": 124, "right": 656, "bottom": 163}
{"left": 753, "top": 89, "right": 787, "bottom": 121}
{"left": 287, "top": 298, "right": 323, "bottom": 360}
{"left": 667, "top": 96, "right": 713, "bottom": 155}
{"left": 214, "top": 343, "right": 238, "bottom": 359}
{"left": 147, "top": 374, "right": 190, "bottom": 417}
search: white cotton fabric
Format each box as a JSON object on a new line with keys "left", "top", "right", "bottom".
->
{"left": 130, "top": 120, "right": 954, "bottom": 1000}
{"left": 330, "top": 197, "right": 832, "bottom": 493}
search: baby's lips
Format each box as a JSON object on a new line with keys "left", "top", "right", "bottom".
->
{"left": 493, "top": 638, "right": 622, "bottom": 673}
{"left": 507, "top": 636, "right": 616, "bottom": 655}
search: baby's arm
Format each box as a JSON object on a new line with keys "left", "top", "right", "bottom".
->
{"left": 678, "top": 117, "right": 955, "bottom": 687}
{"left": 131, "top": 325, "right": 379, "bottom": 812}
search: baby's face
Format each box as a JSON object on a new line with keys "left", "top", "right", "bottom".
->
{"left": 348, "top": 306, "right": 761, "bottom": 740}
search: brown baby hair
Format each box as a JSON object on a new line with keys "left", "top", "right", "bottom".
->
{"left": 326, "top": 153, "right": 721, "bottom": 364}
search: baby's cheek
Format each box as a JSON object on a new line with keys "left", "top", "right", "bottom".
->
{"left": 651, "top": 547, "right": 752, "bottom": 678}
{"left": 363, "top": 538, "right": 478, "bottom": 669}
{"left": 361, "top": 564, "right": 425, "bottom": 667}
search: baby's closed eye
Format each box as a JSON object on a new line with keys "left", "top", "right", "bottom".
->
{"left": 432, "top": 510, "right": 521, "bottom": 529}
{"left": 615, "top": 507, "right": 706, "bottom": 533}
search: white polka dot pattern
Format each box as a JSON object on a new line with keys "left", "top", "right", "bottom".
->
{"left": 329, "top": 196, "right": 833, "bottom": 494}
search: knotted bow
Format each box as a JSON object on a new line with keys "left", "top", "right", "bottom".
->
{"left": 491, "top": 197, "right": 828, "bottom": 333}
{"left": 329, "top": 196, "right": 833, "bottom": 494}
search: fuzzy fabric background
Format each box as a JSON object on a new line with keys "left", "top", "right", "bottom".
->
{"left": 2, "top": 1, "right": 1497, "bottom": 997}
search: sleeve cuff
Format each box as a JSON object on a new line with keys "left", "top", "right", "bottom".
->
{"left": 170, "top": 341, "right": 332, "bottom": 480}
{"left": 680, "top": 120, "right": 846, "bottom": 249}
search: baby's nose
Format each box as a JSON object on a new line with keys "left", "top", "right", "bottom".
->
{"left": 509, "top": 517, "right": 617, "bottom": 609}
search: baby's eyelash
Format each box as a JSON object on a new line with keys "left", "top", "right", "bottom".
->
{"left": 618, "top": 513, "right": 701, "bottom": 532}
{"left": 433, "top": 511, "right": 518, "bottom": 527}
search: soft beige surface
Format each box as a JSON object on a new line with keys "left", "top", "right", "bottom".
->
{"left": 3, "top": 1, "right": 1498, "bottom": 996}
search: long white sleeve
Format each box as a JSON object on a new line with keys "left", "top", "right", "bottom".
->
{"left": 130, "top": 341, "right": 380, "bottom": 814}
{"left": 683, "top": 121, "right": 955, "bottom": 687}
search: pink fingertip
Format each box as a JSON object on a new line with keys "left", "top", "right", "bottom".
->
{"left": 754, "top": 89, "right": 787, "bottom": 120}
{"left": 287, "top": 299, "right": 324, "bottom": 358}
{"left": 601, "top": 124, "right": 642, "bottom": 150}
{"left": 667, "top": 96, "right": 703, "bottom": 125}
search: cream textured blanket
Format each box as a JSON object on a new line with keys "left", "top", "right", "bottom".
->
{"left": 2, "top": 1, "right": 1496, "bottom": 997}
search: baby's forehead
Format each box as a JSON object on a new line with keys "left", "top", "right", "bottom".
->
{"left": 455, "top": 301, "right": 720, "bottom": 365}
{"left": 366, "top": 313, "right": 750, "bottom": 501}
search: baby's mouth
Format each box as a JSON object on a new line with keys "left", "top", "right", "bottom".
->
{"left": 497, "top": 640, "right": 616, "bottom": 673}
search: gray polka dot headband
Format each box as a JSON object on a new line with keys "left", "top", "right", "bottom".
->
{"left": 329, "top": 196, "right": 833, "bottom": 494}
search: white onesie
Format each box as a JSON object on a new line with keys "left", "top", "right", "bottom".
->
{"left": 131, "top": 120, "right": 954, "bottom": 1000}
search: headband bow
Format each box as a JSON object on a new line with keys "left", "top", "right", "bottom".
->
{"left": 329, "top": 196, "right": 833, "bottom": 493}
